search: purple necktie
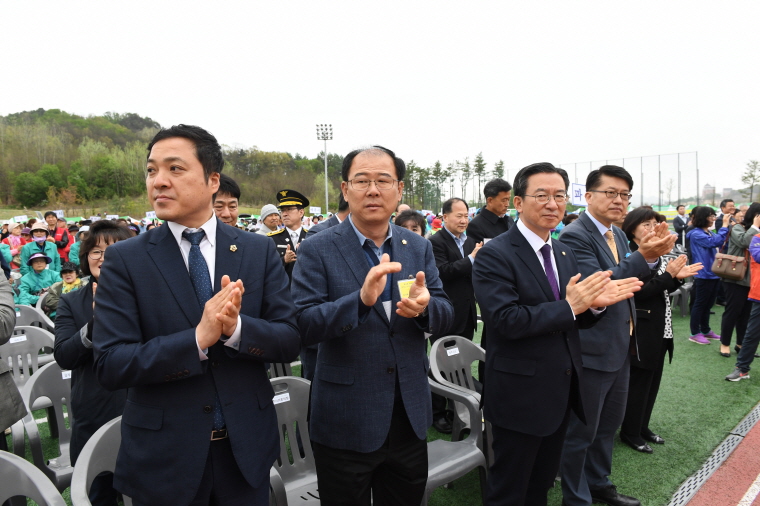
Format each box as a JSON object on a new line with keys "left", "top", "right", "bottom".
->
{"left": 540, "top": 244, "right": 561, "bottom": 301}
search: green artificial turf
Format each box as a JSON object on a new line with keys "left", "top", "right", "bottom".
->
{"left": 8, "top": 305, "right": 760, "bottom": 506}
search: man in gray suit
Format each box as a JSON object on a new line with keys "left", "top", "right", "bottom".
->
{"left": 305, "top": 193, "right": 349, "bottom": 239}
{"left": 0, "top": 272, "right": 25, "bottom": 449}
{"left": 292, "top": 145, "right": 454, "bottom": 506}
{"left": 559, "top": 165, "right": 675, "bottom": 506}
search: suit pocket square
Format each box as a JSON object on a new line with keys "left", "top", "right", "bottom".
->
{"left": 492, "top": 356, "right": 536, "bottom": 377}
{"left": 123, "top": 400, "right": 164, "bottom": 431}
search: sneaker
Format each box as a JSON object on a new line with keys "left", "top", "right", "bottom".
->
{"left": 703, "top": 331, "right": 722, "bottom": 340}
{"left": 689, "top": 333, "right": 710, "bottom": 345}
{"left": 726, "top": 368, "right": 750, "bottom": 381}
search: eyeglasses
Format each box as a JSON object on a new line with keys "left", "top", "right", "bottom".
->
{"left": 348, "top": 178, "right": 399, "bottom": 191}
{"left": 588, "top": 190, "right": 633, "bottom": 201}
{"left": 523, "top": 194, "right": 568, "bottom": 204}
{"left": 88, "top": 249, "right": 105, "bottom": 260}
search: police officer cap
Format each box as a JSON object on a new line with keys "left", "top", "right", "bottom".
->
{"left": 276, "top": 189, "right": 309, "bottom": 209}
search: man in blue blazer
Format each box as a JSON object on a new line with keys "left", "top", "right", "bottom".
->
{"left": 558, "top": 166, "right": 675, "bottom": 506}
{"left": 93, "top": 125, "right": 301, "bottom": 506}
{"left": 291, "top": 146, "right": 454, "bottom": 506}
{"left": 473, "top": 163, "right": 642, "bottom": 506}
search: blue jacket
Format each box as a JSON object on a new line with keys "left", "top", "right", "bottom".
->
{"left": 687, "top": 227, "right": 729, "bottom": 280}
{"left": 291, "top": 218, "right": 454, "bottom": 452}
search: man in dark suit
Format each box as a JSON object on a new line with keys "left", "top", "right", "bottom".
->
{"left": 93, "top": 125, "right": 301, "bottom": 506}
{"left": 673, "top": 204, "right": 689, "bottom": 248}
{"left": 558, "top": 165, "right": 675, "bottom": 506}
{"left": 291, "top": 146, "right": 454, "bottom": 506}
{"left": 466, "top": 177, "right": 515, "bottom": 244}
{"left": 429, "top": 197, "right": 482, "bottom": 433}
{"left": 473, "top": 163, "right": 641, "bottom": 506}
{"left": 268, "top": 189, "right": 310, "bottom": 283}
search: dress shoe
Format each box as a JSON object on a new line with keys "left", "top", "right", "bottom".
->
{"left": 619, "top": 433, "right": 653, "bottom": 454}
{"left": 590, "top": 485, "right": 641, "bottom": 506}
{"left": 433, "top": 416, "right": 452, "bottom": 434}
{"left": 642, "top": 432, "right": 665, "bottom": 444}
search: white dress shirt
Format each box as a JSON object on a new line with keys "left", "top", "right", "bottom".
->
{"left": 167, "top": 215, "right": 242, "bottom": 360}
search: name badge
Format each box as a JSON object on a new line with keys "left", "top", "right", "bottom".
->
{"left": 62, "top": 370, "right": 72, "bottom": 380}
{"left": 447, "top": 347, "right": 460, "bottom": 356}
{"left": 273, "top": 392, "right": 290, "bottom": 405}
{"left": 397, "top": 279, "right": 414, "bottom": 299}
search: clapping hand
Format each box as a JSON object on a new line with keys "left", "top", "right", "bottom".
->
{"left": 638, "top": 222, "right": 677, "bottom": 262}
{"left": 361, "top": 254, "right": 401, "bottom": 307}
{"left": 591, "top": 276, "right": 642, "bottom": 308}
{"left": 666, "top": 255, "right": 702, "bottom": 279}
{"left": 396, "top": 271, "right": 430, "bottom": 318}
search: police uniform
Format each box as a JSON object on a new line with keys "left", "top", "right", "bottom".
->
{"left": 268, "top": 189, "right": 309, "bottom": 283}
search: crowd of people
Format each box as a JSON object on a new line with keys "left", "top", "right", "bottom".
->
{"left": 0, "top": 123, "right": 755, "bottom": 506}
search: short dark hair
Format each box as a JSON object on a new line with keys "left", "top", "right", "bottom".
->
{"left": 512, "top": 162, "right": 569, "bottom": 198}
{"left": 394, "top": 210, "right": 426, "bottom": 232}
{"left": 341, "top": 145, "right": 406, "bottom": 182}
{"left": 563, "top": 214, "right": 579, "bottom": 226}
{"left": 214, "top": 173, "right": 241, "bottom": 201}
{"left": 79, "top": 220, "right": 134, "bottom": 277}
{"left": 676, "top": 204, "right": 685, "bottom": 211}
{"left": 338, "top": 192, "right": 349, "bottom": 212}
{"left": 621, "top": 207, "right": 665, "bottom": 242}
{"left": 441, "top": 198, "right": 468, "bottom": 215}
{"left": 720, "top": 199, "right": 734, "bottom": 210}
{"left": 692, "top": 206, "right": 717, "bottom": 229}
{"left": 147, "top": 124, "right": 224, "bottom": 181}
{"left": 44, "top": 211, "right": 57, "bottom": 219}
{"left": 483, "top": 178, "right": 512, "bottom": 199}
{"left": 742, "top": 202, "right": 760, "bottom": 230}
{"left": 586, "top": 165, "right": 634, "bottom": 192}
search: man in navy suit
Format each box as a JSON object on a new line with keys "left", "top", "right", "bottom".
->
{"left": 473, "top": 163, "right": 642, "bottom": 506}
{"left": 558, "top": 166, "right": 675, "bottom": 506}
{"left": 291, "top": 146, "right": 454, "bottom": 506}
{"left": 93, "top": 125, "right": 301, "bottom": 506}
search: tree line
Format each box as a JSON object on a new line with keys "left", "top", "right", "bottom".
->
{"left": 1, "top": 109, "right": 519, "bottom": 215}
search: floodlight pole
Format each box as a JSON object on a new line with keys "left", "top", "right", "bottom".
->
{"left": 316, "top": 124, "right": 333, "bottom": 214}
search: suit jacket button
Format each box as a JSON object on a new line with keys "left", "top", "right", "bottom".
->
{"left": 387, "top": 367, "right": 395, "bottom": 374}
{"left": 566, "top": 369, "right": 572, "bottom": 375}
{"left": 203, "top": 405, "right": 212, "bottom": 414}
{"left": 212, "top": 361, "right": 219, "bottom": 367}
{"left": 184, "top": 369, "right": 190, "bottom": 375}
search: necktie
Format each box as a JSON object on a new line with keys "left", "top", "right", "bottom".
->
{"left": 604, "top": 230, "right": 619, "bottom": 264}
{"left": 182, "top": 229, "right": 225, "bottom": 430}
{"left": 603, "top": 230, "right": 635, "bottom": 338}
{"left": 539, "top": 244, "right": 561, "bottom": 301}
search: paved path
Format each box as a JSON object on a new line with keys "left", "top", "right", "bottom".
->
{"left": 688, "top": 416, "right": 760, "bottom": 506}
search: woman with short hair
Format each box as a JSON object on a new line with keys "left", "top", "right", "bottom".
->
{"left": 53, "top": 220, "right": 133, "bottom": 506}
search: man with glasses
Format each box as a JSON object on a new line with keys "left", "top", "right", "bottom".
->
{"left": 558, "top": 166, "right": 675, "bottom": 506}
{"left": 268, "top": 189, "right": 310, "bottom": 283}
{"left": 291, "top": 146, "right": 453, "bottom": 506}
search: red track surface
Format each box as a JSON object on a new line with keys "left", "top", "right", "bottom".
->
{"left": 688, "top": 420, "right": 760, "bottom": 506}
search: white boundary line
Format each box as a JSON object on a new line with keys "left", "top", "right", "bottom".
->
{"left": 737, "top": 473, "right": 760, "bottom": 506}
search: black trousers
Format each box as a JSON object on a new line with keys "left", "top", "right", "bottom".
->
{"left": 620, "top": 339, "right": 668, "bottom": 444}
{"left": 486, "top": 410, "right": 570, "bottom": 506}
{"left": 312, "top": 400, "right": 428, "bottom": 506}
{"left": 132, "top": 437, "right": 267, "bottom": 506}
{"left": 720, "top": 282, "right": 752, "bottom": 347}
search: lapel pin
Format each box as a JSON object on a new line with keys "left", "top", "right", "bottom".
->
{"left": 562, "top": 251, "right": 566, "bottom": 256}
{"left": 230, "top": 245, "right": 238, "bottom": 252}
{"left": 402, "top": 239, "right": 407, "bottom": 245}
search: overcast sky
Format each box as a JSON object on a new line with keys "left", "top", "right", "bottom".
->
{"left": 2, "top": 1, "right": 757, "bottom": 204}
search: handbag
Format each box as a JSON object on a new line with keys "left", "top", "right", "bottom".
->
{"left": 711, "top": 231, "right": 748, "bottom": 281}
